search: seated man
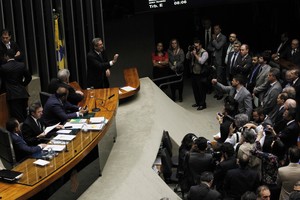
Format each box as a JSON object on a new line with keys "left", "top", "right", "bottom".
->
{"left": 48, "top": 69, "right": 84, "bottom": 105}
{"left": 21, "top": 101, "right": 62, "bottom": 146}
{"left": 6, "top": 118, "right": 47, "bottom": 162}
{"left": 42, "top": 86, "right": 88, "bottom": 126}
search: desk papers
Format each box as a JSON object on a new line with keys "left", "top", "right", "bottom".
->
{"left": 120, "top": 86, "right": 136, "bottom": 92}
{"left": 44, "top": 122, "right": 60, "bottom": 134}
{"left": 33, "top": 159, "right": 50, "bottom": 166}
{"left": 44, "top": 145, "right": 66, "bottom": 152}
{"left": 52, "top": 134, "right": 76, "bottom": 141}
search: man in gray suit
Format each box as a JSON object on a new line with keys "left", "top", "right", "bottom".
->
{"left": 212, "top": 74, "right": 253, "bottom": 118}
{"left": 277, "top": 146, "right": 300, "bottom": 200}
{"left": 208, "top": 24, "right": 227, "bottom": 99}
{"left": 260, "top": 68, "right": 282, "bottom": 115}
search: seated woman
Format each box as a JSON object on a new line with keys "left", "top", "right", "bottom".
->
{"left": 152, "top": 42, "right": 169, "bottom": 88}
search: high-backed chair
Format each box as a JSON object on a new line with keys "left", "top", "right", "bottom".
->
{"left": 0, "top": 128, "right": 16, "bottom": 169}
{"left": 39, "top": 91, "right": 52, "bottom": 107}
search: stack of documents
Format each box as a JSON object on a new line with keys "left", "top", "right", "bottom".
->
{"left": 52, "top": 134, "right": 76, "bottom": 141}
{"left": 44, "top": 144, "right": 66, "bottom": 152}
{"left": 69, "top": 118, "right": 87, "bottom": 123}
{"left": 89, "top": 117, "right": 105, "bottom": 124}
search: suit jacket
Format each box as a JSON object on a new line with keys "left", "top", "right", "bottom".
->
{"left": 277, "top": 163, "right": 300, "bottom": 200}
{"left": 0, "top": 60, "right": 31, "bottom": 100}
{"left": 226, "top": 51, "right": 241, "bottom": 78}
{"left": 10, "top": 131, "right": 42, "bottom": 162}
{"left": 214, "top": 156, "right": 238, "bottom": 192}
{"left": 21, "top": 116, "right": 45, "bottom": 146}
{"left": 187, "top": 183, "right": 222, "bottom": 200}
{"left": 48, "top": 78, "right": 83, "bottom": 105}
{"left": 86, "top": 50, "right": 111, "bottom": 89}
{"left": 207, "top": 33, "right": 227, "bottom": 66}
{"left": 232, "top": 54, "right": 252, "bottom": 77}
{"left": 262, "top": 81, "right": 282, "bottom": 115}
{"left": 278, "top": 120, "right": 300, "bottom": 150}
{"left": 224, "top": 167, "right": 260, "bottom": 200}
{"left": 188, "top": 151, "right": 214, "bottom": 185}
{"left": 42, "top": 94, "right": 79, "bottom": 126}
{"left": 215, "top": 83, "right": 253, "bottom": 118}
{"left": 256, "top": 64, "right": 271, "bottom": 87}
{"left": 0, "top": 41, "right": 22, "bottom": 64}
{"left": 280, "top": 47, "right": 300, "bottom": 66}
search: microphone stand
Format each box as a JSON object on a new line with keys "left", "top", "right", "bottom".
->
{"left": 92, "top": 97, "right": 100, "bottom": 112}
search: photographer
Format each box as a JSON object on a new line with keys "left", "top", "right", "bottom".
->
{"left": 186, "top": 39, "right": 209, "bottom": 110}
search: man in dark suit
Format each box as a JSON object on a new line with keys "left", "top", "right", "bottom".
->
{"left": 187, "top": 137, "right": 214, "bottom": 186}
{"left": 0, "top": 49, "right": 31, "bottom": 122}
{"left": 214, "top": 143, "right": 238, "bottom": 195}
{"left": 86, "top": 38, "right": 119, "bottom": 89}
{"left": 274, "top": 107, "right": 300, "bottom": 152}
{"left": 42, "top": 86, "right": 88, "bottom": 126}
{"left": 48, "top": 69, "right": 84, "bottom": 105}
{"left": 226, "top": 41, "right": 242, "bottom": 85}
{"left": 232, "top": 44, "right": 252, "bottom": 78}
{"left": 187, "top": 171, "right": 221, "bottom": 200}
{"left": 224, "top": 154, "right": 260, "bottom": 200}
{"left": 280, "top": 39, "right": 300, "bottom": 66}
{"left": 6, "top": 118, "right": 46, "bottom": 162}
{"left": 284, "top": 69, "right": 300, "bottom": 122}
{"left": 0, "top": 29, "right": 22, "bottom": 65}
{"left": 22, "top": 101, "right": 62, "bottom": 146}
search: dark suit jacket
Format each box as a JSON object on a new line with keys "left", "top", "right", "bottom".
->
{"left": 0, "top": 41, "right": 22, "bottom": 64}
{"left": 227, "top": 51, "right": 241, "bottom": 78}
{"left": 0, "top": 60, "right": 31, "bottom": 100}
{"left": 86, "top": 50, "right": 111, "bottom": 89}
{"left": 224, "top": 167, "right": 260, "bottom": 200}
{"left": 21, "top": 116, "right": 46, "bottom": 146}
{"left": 214, "top": 156, "right": 238, "bottom": 192}
{"left": 48, "top": 78, "right": 84, "bottom": 105}
{"left": 280, "top": 47, "right": 300, "bottom": 66}
{"left": 188, "top": 151, "right": 214, "bottom": 185}
{"left": 42, "top": 94, "right": 79, "bottom": 126}
{"left": 278, "top": 120, "right": 300, "bottom": 150}
{"left": 188, "top": 183, "right": 222, "bottom": 200}
{"left": 10, "top": 132, "right": 42, "bottom": 162}
{"left": 232, "top": 54, "right": 252, "bottom": 77}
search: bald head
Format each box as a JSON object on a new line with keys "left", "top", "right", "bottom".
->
{"left": 56, "top": 86, "right": 69, "bottom": 100}
{"left": 284, "top": 98, "right": 297, "bottom": 110}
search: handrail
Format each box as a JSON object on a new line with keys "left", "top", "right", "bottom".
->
{"left": 152, "top": 72, "right": 183, "bottom": 88}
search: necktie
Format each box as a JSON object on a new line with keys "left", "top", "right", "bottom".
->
{"left": 292, "top": 49, "right": 296, "bottom": 56}
{"left": 249, "top": 65, "right": 260, "bottom": 84}
{"left": 230, "top": 52, "right": 237, "bottom": 69}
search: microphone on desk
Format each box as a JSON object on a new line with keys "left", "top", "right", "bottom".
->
{"left": 92, "top": 98, "right": 101, "bottom": 112}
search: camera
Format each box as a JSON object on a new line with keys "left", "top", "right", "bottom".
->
{"left": 188, "top": 45, "right": 196, "bottom": 51}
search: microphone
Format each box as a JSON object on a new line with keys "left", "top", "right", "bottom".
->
{"left": 92, "top": 98, "right": 100, "bottom": 112}
{"left": 108, "top": 94, "right": 115, "bottom": 99}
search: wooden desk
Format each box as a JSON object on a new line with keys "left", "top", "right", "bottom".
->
{"left": 0, "top": 88, "right": 118, "bottom": 200}
{"left": 119, "top": 67, "right": 140, "bottom": 99}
